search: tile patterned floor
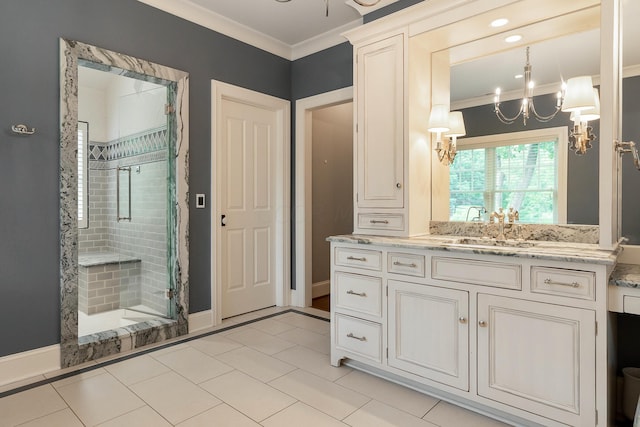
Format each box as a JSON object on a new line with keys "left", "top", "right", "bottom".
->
{"left": 0, "top": 307, "right": 512, "bottom": 426}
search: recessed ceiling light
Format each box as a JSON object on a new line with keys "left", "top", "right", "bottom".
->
{"left": 505, "top": 35, "right": 522, "bottom": 43}
{"left": 491, "top": 18, "right": 509, "bottom": 28}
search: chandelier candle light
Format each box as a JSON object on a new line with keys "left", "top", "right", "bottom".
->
{"left": 494, "top": 47, "right": 565, "bottom": 125}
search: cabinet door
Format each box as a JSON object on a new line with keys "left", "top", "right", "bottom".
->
{"left": 477, "top": 294, "right": 595, "bottom": 426}
{"left": 356, "top": 34, "right": 404, "bottom": 208}
{"left": 388, "top": 280, "right": 469, "bottom": 391}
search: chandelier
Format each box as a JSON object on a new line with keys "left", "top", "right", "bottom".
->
{"left": 493, "top": 47, "right": 565, "bottom": 126}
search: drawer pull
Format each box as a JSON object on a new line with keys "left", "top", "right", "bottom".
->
{"left": 346, "top": 290, "right": 367, "bottom": 297}
{"left": 347, "top": 332, "right": 367, "bottom": 342}
{"left": 393, "top": 261, "right": 417, "bottom": 268}
{"left": 370, "top": 219, "right": 389, "bottom": 224}
{"left": 544, "top": 278, "right": 580, "bottom": 288}
{"left": 459, "top": 316, "right": 467, "bottom": 324}
{"left": 347, "top": 256, "right": 367, "bottom": 262}
{"left": 478, "top": 320, "right": 487, "bottom": 327}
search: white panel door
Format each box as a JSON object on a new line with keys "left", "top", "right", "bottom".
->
{"left": 220, "top": 98, "right": 276, "bottom": 318}
{"left": 388, "top": 280, "right": 469, "bottom": 391}
{"left": 477, "top": 294, "right": 595, "bottom": 426}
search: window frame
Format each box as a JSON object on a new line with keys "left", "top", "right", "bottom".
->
{"left": 452, "top": 126, "right": 568, "bottom": 223}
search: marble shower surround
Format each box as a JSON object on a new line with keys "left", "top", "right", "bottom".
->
{"left": 60, "top": 39, "right": 189, "bottom": 367}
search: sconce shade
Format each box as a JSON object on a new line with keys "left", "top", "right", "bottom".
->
{"left": 445, "top": 111, "right": 466, "bottom": 137}
{"left": 562, "top": 76, "right": 596, "bottom": 112}
{"left": 428, "top": 104, "right": 450, "bottom": 133}
{"left": 576, "top": 88, "right": 600, "bottom": 122}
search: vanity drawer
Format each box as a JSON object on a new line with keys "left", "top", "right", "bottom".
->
{"left": 357, "top": 213, "right": 405, "bottom": 231}
{"left": 335, "top": 313, "right": 382, "bottom": 363}
{"left": 432, "top": 257, "right": 521, "bottom": 290}
{"left": 335, "top": 247, "right": 382, "bottom": 271}
{"left": 388, "top": 252, "right": 425, "bottom": 277}
{"left": 335, "top": 271, "right": 382, "bottom": 317}
{"left": 531, "top": 267, "right": 595, "bottom": 300}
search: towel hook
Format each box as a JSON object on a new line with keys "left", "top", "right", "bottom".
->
{"left": 11, "top": 124, "right": 36, "bottom": 135}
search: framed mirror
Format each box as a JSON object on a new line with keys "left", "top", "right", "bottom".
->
{"left": 411, "top": 0, "right": 606, "bottom": 232}
{"left": 59, "top": 39, "right": 189, "bottom": 367}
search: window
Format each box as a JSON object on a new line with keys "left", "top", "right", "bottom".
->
{"left": 449, "top": 127, "right": 567, "bottom": 223}
{"left": 78, "top": 121, "right": 88, "bottom": 229}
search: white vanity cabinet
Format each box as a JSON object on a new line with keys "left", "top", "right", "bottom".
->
{"left": 387, "top": 280, "right": 469, "bottom": 391}
{"left": 477, "top": 294, "right": 596, "bottom": 427}
{"left": 349, "top": 29, "right": 429, "bottom": 237}
{"left": 330, "top": 239, "right": 609, "bottom": 427}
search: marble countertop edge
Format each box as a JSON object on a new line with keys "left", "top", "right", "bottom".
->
{"left": 327, "top": 234, "right": 620, "bottom": 266}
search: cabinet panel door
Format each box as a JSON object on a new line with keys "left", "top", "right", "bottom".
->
{"left": 356, "top": 34, "right": 404, "bottom": 208}
{"left": 388, "top": 280, "right": 469, "bottom": 391}
{"left": 477, "top": 294, "right": 595, "bottom": 426}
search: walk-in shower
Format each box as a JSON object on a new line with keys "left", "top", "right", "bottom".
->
{"left": 77, "top": 68, "right": 171, "bottom": 336}
{"left": 59, "top": 39, "right": 189, "bottom": 367}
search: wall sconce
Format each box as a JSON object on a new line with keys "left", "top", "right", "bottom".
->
{"left": 441, "top": 111, "right": 466, "bottom": 166}
{"left": 429, "top": 105, "right": 466, "bottom": 166}
{"left": 562, "top": 76, "right": 599, "bottom": 155}
{"left": 428, "top": 104, "right": 450, "bottom": 164}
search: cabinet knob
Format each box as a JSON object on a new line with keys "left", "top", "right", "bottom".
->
{"left": 458, "top": 316, "right": 467, "bottom": 324}
{"left": 396, "top": 182, "right": 402, "bottom": 189}
{"left": 478, "top": 320, "right": 487, "bottom": 327}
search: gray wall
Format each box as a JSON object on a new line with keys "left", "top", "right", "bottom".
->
{"left": 0, "top": 0, "right": 290, "bottom": 357}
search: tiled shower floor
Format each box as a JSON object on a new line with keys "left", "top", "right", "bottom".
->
{"left": 0, "top": 307, "right": 510, "bottom": 426}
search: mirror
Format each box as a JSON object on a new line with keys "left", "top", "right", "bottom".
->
{"left": 621, "top": 0, "right": 640, "bottom": 244}
{"left": 60, "top": 39, "right": 189, "bottom": 367}
{"left": 411, "top": 0, "right": 605, "bottom": 226}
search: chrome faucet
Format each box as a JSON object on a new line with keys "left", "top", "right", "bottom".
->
{"left": 466, "top": 206, "right": 487, "bottom": 222}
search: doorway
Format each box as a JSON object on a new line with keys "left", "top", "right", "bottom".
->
{"left": 294, "top": 87, "right": 354, "bottom": 309}
{"left": 211, "top": 81, "right": 290, "bottom": 324}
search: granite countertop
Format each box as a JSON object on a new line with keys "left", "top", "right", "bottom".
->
{"left": 327, "top": 234, "right": 620, "bottom": 265}
{"left": 610, "top": 263, "right": 640, "bottom": 288}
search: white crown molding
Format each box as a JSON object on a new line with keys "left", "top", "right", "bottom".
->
{"left": 292, "top": 19, "right": 361, "bottom": 60}
{"left": 138, "top": 0, "right": 363, "bottom": 60}
{"left": 137, "top": 0, "right": 292, "bottom": 59}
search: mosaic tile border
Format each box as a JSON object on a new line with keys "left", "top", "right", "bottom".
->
{"left": 88, "top": 127, "right": 168, "bottom": 161}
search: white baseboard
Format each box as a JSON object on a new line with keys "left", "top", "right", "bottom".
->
{"left": 188, "top": 310, "right": 214, "bottom": 333}
{"left": 0, "top": 345, "right": 60, "bottom": 387}
{"left": 312, "top": 280, "right": 330, "bottom": 298}
{"left": 620, "top": 245, "right": 640, "bottom": 264}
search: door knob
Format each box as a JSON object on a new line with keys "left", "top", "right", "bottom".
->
{"left": 221, "top": 214, "right": 227, "bottom": 227}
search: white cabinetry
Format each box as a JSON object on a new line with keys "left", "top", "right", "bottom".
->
{"left": 388, "top": 280, "right": 469, "bottom": 391}
{"left": 350, "top": 31, "right": 429, "bottom": 237}
{"left": 477, "top": 294, "right": 595, "bottom": 427}
{"left": 330, "top": 241, "right": 605, "bottom": 427}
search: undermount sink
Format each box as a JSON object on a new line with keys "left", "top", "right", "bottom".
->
{"left": 452, "top": 237, "right": 536, "bottom": 248}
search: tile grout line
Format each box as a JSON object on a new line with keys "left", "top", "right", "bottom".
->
{"left": 0, "top": 309, "right": 328, "bottom": 399}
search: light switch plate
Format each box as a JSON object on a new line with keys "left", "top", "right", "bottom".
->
{"left": 196, "top": 194, "right": 206, "bottom": 208}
